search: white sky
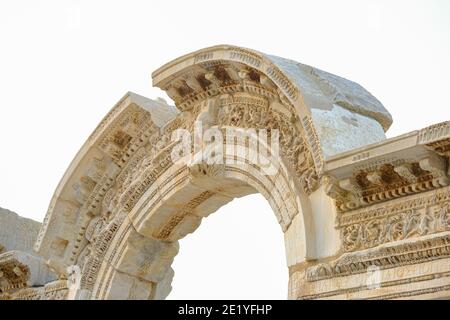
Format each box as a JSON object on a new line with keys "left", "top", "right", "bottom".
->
{"left": 0, "top": 0, "right": 449, "bottom": 299}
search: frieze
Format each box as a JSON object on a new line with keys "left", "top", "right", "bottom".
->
{"left": 338, "top": 187, "right": 450, "bottom": 252}
{"left": 0, "top": 280, "right": 68, "bottom": 300}
{"left": 307, "top": 233, "right": 450, "bottom": 282}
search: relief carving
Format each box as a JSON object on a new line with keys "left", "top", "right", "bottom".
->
{"left": 338, "top": 187, "right": 450, "bottom": 252}
{"left": 307, "top": 233, "right": 450, "bottom": 282}
{"left": 327, "top": 156, "right": 449, "bottom": 212}
{"left": 28, "top": 45, "right": 450, "bottom": 300}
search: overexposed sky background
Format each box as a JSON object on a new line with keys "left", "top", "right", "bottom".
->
{"left": 0, "top": 0, "right": 449, "bottom": 299}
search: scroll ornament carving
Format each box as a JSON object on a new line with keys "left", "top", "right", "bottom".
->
{"left": 119, "top": 149, "right": 174, "bottom": 212}
{"left": 62, "top": 115, "right": 187, "bottom": 294}
{"left": 339, "top": 192, "right": 450, "bottom": 252}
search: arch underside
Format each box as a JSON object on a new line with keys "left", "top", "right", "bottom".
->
{"left": 87, "top": 156, "right": 302, "bottom": 299}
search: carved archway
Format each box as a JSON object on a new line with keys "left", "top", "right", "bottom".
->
{"left": 34, "top": 45, "right": 392, "bottom": 299}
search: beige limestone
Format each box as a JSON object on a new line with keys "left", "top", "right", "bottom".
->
{"left": 0, "top": 207, "right": 41, "bottom": 254}
{"left": 1, "top": 45, "right": 449, "bottom": 300}
{"left": 0, "top": 209, "right": 57, "bottom": 298}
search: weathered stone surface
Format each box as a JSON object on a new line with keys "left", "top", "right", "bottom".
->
{"left": 3, "top": 45, "right": 449, "bottom": 300}
{"left": 0, "top": 250, "right": 56, "bottom": 288}
{"left": 130, "top": 93, "right": 179, "bottom": 127}
{"left": 0, "top": 207, "right": 41, "bottom": 254}
{"left": 264, "top": 53, "right": 391, "bottom": 157}
{"left": 0, "top": 209, "right": 57, "bottom": 298}
{"left": 265, "top": 54, "right": 392, "bottom": 129}
{"left": 152, "top": 45, "right": 392, "bottom": 159}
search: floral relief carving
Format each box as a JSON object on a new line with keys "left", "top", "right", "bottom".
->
{"left": 340, "top": 190, "right": 450, "bottom": 253}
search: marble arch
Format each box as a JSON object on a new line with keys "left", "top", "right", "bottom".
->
{"left": 4, "top": 45, "right": 448, "bottom": 300}
{"left": 35, "top": 45, "right": 339, "bottom": 299}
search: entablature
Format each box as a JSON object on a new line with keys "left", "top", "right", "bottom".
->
{"left": 324, "top": 121, "right": 450, "bottom": 212}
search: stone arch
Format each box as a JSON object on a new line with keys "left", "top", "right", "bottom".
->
{"left": 89, "top": 156, "right": 308, "bottom": 299}
{"left": 34, "top": 45, "right": 393, "bottom": 299}
{"left": 73, "top": 89, "right": 316, "bottom": 299}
